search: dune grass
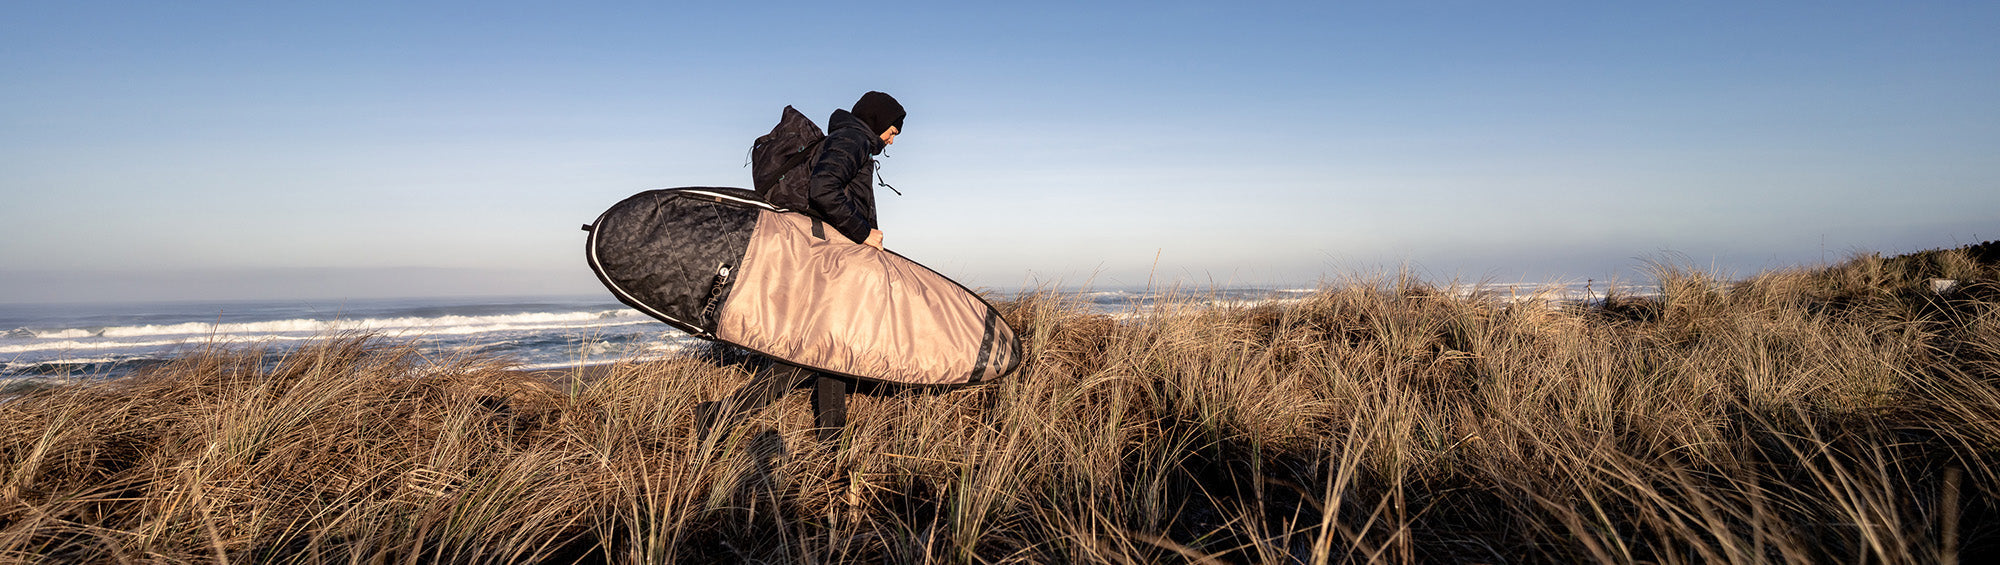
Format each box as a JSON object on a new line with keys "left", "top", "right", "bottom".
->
{"left": 3, "top": 249, "right": 1998, "bottom": 563}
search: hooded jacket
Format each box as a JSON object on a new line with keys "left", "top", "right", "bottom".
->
{"left": 807, "top": 109, "right": 885, "bottom": 245}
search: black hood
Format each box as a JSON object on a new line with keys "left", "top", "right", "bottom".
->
{"left": 828, "top": 109, "right": 887, "bottom": 156}
{"left": 849, "top": 91, "right": 905, "bottom": 136}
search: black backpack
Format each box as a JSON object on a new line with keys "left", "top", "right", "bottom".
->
{"left": 749, "top": 106, "right": 826, "bottom": 211}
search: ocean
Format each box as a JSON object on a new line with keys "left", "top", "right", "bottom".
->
{"left": 0, "top": 289, "right": 1282, "bottom": 381}
{"left": 0, "top": 295, "right": 676, "bottom": 380}
{"left": 0, "top": 284, "right": 1613, "bottom": 382}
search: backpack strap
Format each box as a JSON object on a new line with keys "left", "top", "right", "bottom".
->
{"left": 775, "top": 138, "right": 824, "bottom": 183}
{"left": 753, "top": 138, "right": 819, "bottom": 191}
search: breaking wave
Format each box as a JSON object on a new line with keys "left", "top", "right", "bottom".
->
{"left": 5, "top": 310, "right": 646, "bottom": 342}
{"left": 0, "top": 306, "right": 678, "bottom": 377}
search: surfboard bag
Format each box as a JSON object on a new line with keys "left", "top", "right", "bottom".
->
{"left": 584, "top": 187, "right": 1021, "bottom": 386}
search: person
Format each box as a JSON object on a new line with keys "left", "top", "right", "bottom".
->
{"left": 807, "top": 90, "right": 903, "bottom": 250}
{"left": 696, "top": 91, "right": 906, "bottom": 443}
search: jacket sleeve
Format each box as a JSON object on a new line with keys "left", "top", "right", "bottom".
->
{"left": 807, "top": 132, "right": 877, "bottom": 244}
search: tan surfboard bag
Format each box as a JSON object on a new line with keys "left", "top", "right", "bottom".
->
{"left": 585, "top": 187, "right": 1020, "bottom": 385}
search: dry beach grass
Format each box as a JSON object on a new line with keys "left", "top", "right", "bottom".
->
{"left": 3, "top": 246, "right": 1998, "bottom": 563}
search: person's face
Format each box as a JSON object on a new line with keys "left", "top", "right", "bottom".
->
{"left": 880, "top": 126, "right": 899, "bottom": 146}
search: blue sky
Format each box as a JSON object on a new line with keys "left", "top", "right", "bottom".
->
{"left": 4, "top": 1, "right": 1997, "bottom": 302}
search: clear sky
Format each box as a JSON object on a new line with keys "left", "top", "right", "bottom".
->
{"left": 4, "top": 1, "right": 1997, "bottom": 302}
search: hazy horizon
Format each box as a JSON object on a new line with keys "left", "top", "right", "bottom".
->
{"left": 5, "top": 234, "right": 1988, "bottom": 305}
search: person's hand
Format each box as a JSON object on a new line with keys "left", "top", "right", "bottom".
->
{"left": 865, "top": 229, "right": 884, "bottom": 250}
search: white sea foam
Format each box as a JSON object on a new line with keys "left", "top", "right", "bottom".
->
{"left": 0, "top": 300, "right": 705, "bottom": 378}
{"left": 514, "top": 360, "right": 586, "bottom": 372}
{"left": 512, "top": 358, "right": 666, "bottom": 372}
{"left": 2, "top": 338, "right": 218, "bottom": 354}
{"left": 24, "top": 328, "right": 98, "bottom": 339}
{"left": 372, "top": 318, "right": 654, "bottom": 338}
{"left": 645, "top": 341, "right": 694, "bottom": 353}
{"left": 514, "top": 340, "right": 698, "bottom": 372}
{"left": 0, "top": 357, "right": 133, "bottom": 373}
{"left": 13, "top": 310, "right": 644, "bottom": 341}
{"left": 0, "top": 310, "right": 660, "bottom": 356}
